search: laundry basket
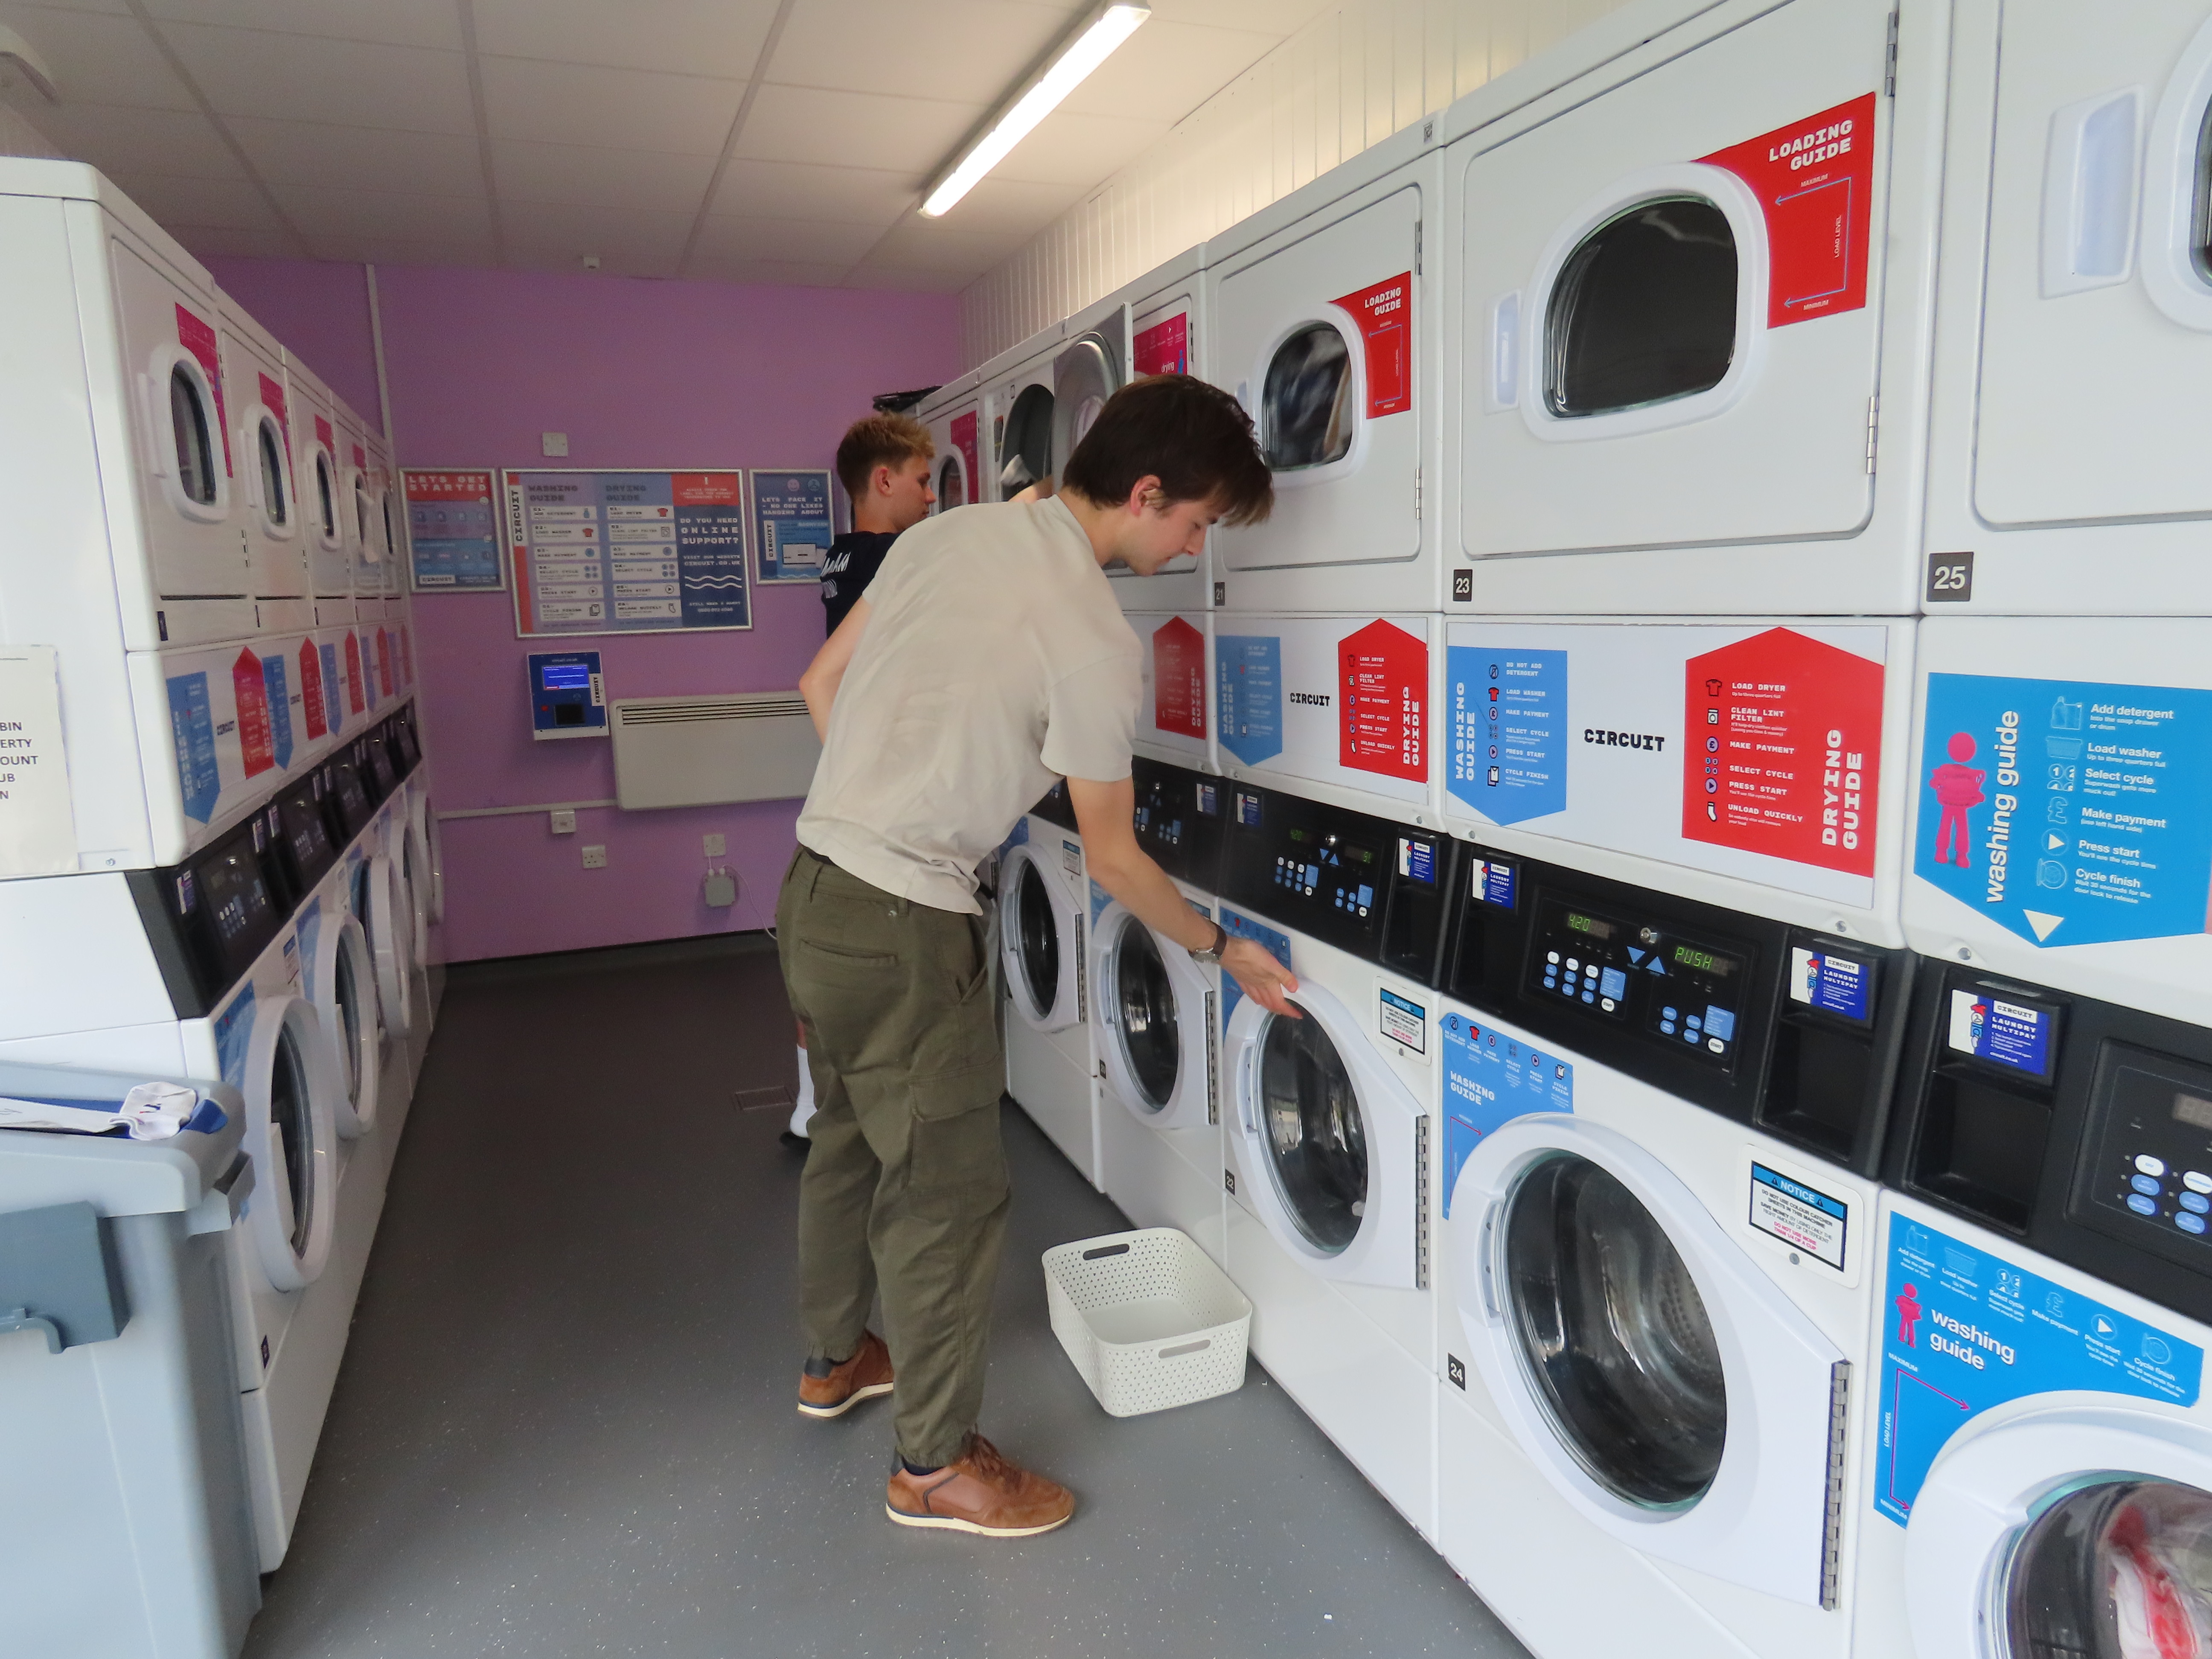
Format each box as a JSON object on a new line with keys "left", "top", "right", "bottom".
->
{"left": 1042, "top": 1228, "right": 1252, "bottom": 1417}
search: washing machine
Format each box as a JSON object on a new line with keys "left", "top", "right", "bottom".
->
{"left": 1125, "top": 609, "right": 1214, "bottom": 774}
{"left": 998, "top": 782, "right": 1099, "bottom": 1185}
{"left": 1922, "top": 0, "right": 2212, "bottom": 614}
{"left": 920, "top": 370, "right": 981, "bottom": 515}
{"left": 1092, "top": 759, "right": 1228, "bottom": 1261}
{"left": 1215, "top": 611, "right": 1443, "bottom": 830}
{"left": 1442, "top": 616, "right": 1918, "bottom": 949}
{"left": 216, "top": 289, "right": 309, "bottom": 638}
{"left": 1441, "top": 0, "right": 1945, "bottom": 617}
{"left": 284, "top": 359, "right": 355, "bottom": 628}
{"left": 979, "top": 320, "right": 1065, "bottom": 502}
{"left": 1204, "top": 123, "right": 1438, "bottom": 614}
{"left": 1856, "top": 958, "right": 2212, "bottom": 1659}
{"left": 1904, "top": 617, "right": 2212, "bottom": 1040}
{"left": 1213, "top": 784, "right": 1455, "bottom": 1537}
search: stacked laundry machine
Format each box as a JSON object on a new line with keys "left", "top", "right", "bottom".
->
{"left": 0, "top": 158, "right": 440, "bottom": 1647}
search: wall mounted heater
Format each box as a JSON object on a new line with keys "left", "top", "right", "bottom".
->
{"left": 610, "top": 693, "right": 821, "bottom": 809}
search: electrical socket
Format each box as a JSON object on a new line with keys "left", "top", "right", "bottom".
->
{"left": 550, "top": 808, "right": 577, "bottom": 835}
{"left": 702, "top": 832, "right": 726, "bottom": 857}
{"left": 541, "top": 431, "right": 569, "bottom": 457}
{"left": 580, "top": 844, "right": 607, "bottom": 869}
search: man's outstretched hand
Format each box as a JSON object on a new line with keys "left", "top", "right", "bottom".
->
{"left": 1222, "top": 937, "right": 1300, "bottom": 1018}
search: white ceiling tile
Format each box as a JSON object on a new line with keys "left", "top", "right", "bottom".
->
{"left": 303, "top": 229, "right": 496, "bottom": 267}
{"left": 139, "top": 0, "right": 462, "bottom": 50}
{"left": 921, "top": 172, "right": 1083, "bottom": 237}
{"left": 0, "top": 6, "right": 194, "bottom": 108}
{"left": 105, "top": 169, "right": 276, "bottom": 231}
{"left": 501, "top": 199, "right": 694, "bottom": 272}
{"left": 491, "top": 140, "right": 715, "bottom": 213}
{"left": 839, "top": 263, "right": 973, "bottom": 294}
{"left": 473, "top": 0, "right": 780, "bottom": 79}
{"left": 768, "top": 0, "right": 1065, "bottom": 105}
{"left": 1141, "top": 0, "right": 1328, "bottom": 34}
{"left": 733, "top": 84, "right": 982, "bottom": 175}
{"left": 679, "top": 253, "right": 853, "bottom": 288}
{"left": 2, "top": 0, "right": 131, "bottom": 15}
{"left": 479, "top": 57, "right": 740, "bottom": 156}
{"left": 229, "top": 118, "right": 481, "bottom": 194}
{"left": 707, "top": 158, "right": 914, "bottom": 225}
{"left": 176, "top": 225, "right": 302, "bottom": 262}
{"left": 30, "top": 102, "right": 240, "bottom": 179}
{"left": 863, "top": 217, "right": 1030, "bottom": 274}
{"left": 270, "top": 183, "right": 490, "bottom": 241}
{"left": 1059, "top": 19, "right": 1276, "bottom": 122}
{"left": 688, "top": 215, "right": 885, "bottom": 269}
{"left": 158, "top": 24, "right": 474, "bottom": 132}
{"left": 992, "top": 107, "right": 1163, "bottom": 186}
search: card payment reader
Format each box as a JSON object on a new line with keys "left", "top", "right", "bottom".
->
{"left": 529, "top": 651, "right": 605, "bottom": 740}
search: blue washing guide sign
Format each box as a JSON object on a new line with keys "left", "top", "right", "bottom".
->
{"left": 1218, "top": 909, "right": 1292, "bottom": 1033}
{"left": 1916, "top": 672, "right": 2212, "bottom": 949}
{"left": 1217, "top": 636, "right": 1284, "bottom": 765}
{"left": 214, "top": 986, "right": 256, "bottom": 1090}
{"left": 262, "top": 655, "right": 293, "bottom": 771}
{"left": 1439, "top": 1010, "right": 1574, "bottom": 1217}
{"left": 319, "top": 643, "right": 342, "bottom": 733}
{"left": 1447, "top": 647, "right": 1567, "bottom": 822}
{"left": 167, "top": 672, "right": 219, "bottom": 824}
{"left": 1874, "top": 1213, "right": 2203, "bottom": 1526}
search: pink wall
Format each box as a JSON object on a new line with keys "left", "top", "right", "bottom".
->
{"left": 208, "top": 259, "right": 961, "bottom": 962}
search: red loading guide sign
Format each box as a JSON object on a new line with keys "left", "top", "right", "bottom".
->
{"left": 1700, "top": 93, "right": 1879, "bottom": 327}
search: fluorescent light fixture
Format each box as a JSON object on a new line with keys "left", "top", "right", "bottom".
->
{"left": 920, "top": 2, "right": 1150, "bottom": 218}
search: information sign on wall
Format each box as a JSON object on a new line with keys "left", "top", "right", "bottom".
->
{"left": 404, "top": 469, "right": 504, "bottom": 591}
{"left": 506, "top": 469, "right": 751, "bottom": 637}
{"left": 751, "top": 469, "right": 835, "bottom": 583}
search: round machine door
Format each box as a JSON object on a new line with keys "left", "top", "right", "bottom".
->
{"left": 999, "top": 383, "right": 1054, "bottom": 496}
{"left": 310, "top": 909, "right": 380, "bottom": 1138}
{"left": 248, "top": 408, "right": 293, "bottom": 538}
{"left": 1905, "top": 1400, "right": 2212, "bottom": 1659}
{"left": 1223, "top": 979, "right": 1423, "bottom": 1289}
{"left": 1051, "top": 334, "right": 1118, "bottom": 470}
{"left": 998, "top": 842, "right": 1081, "bottom": 1033}
{"left": 368, "top": 850, "right": 416, "bottom": 1037}
{"left": 1260, "top": 318, "right": 1359, "bottom": 472}
{"left": 402, "top": 800, "right": 434, "bottom": 965}
{"left": 152, "top": 347, "right": 230, "bottom": 523}
{"left": 935, "top": 450, "right": 966, "bottom": 512}
{"left": 242, "top": 993, "right": 338, "bottom": 1292}
{"left": 1093, "top": 901, "right": 1213, "bottom": 1132}
{"left": 1452, "top": 1115, "right": 1847, "bottom": 1604}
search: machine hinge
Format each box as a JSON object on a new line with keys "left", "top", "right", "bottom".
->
{"left": 1819, "top": 1359, "right": 1852, "bottom": 1610}
{"left": 1415, "top": 467, "right": 1423, "bottom": 520}
{"left": 1884, "top": 12, "right": 1898, "bottom": 97}
{"left": 1415, "top": 1114, "right": 1432, "bottom": 1291}
{"left": 1415, "top": 221, "right": 1423, "bottom": 276}
{"left": 1865, "top": 395, "right": 1880, "bottom": 474}
{"left": 1203, "top": 989, "right": 1220, "bottom": 1124}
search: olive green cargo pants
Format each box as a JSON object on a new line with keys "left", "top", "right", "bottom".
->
{"left": 777, "top": 845, "right": 1009, "bottom": 1468}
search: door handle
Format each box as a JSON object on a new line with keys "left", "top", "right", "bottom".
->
{"left": 1488, "top": 291, "right": 1521, "bottom": 410}
{"left": 2041, "top": 88, "right": 2142, "bottom": 296}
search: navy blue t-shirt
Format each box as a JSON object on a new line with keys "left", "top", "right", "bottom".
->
{"left": 819, "top": 531, "right": 899, "bottom": 634}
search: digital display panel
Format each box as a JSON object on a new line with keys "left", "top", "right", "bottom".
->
{"left": 332, "top": 762, "right": 370, "bottom": 832}
{"left": 539, "top": 662, "right": 592, "bottom": 690}
{"left": 1566, "top": 911, "right": 1617, "bottom": 941}
{"left": 1672, "top": 942, "right": 1740, "bottom": 979}
{"left": 2176, "top": 1094, "right": 2212, "bottom": 1133}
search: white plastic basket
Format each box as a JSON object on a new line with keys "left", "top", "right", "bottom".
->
{"left": 1042, "top": 1227, "right": 1252, "bottom": 1417}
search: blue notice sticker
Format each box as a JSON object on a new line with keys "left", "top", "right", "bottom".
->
{"left": 262, "top": 654, "right": 294, "bottom": 770}
{"left": 1219, "top": 909, "right": 1292, "bottom": 1033}
{"left": 1916, "top": 672, "right": 2212, "bottom": 949}
{"left": 1090, "top": 878, "right": 1112, "bottom": 924}
{"left": 1449, "top": 647, "right": 1567, "bottom": 823}
{"left": 1440, "top": 1010, "right": 1574, "bottom": 1216}
{"left": 1875, "top": 1213, "right": 2203, "bottom": 1526}
{"left": 167, "top": 671, "right": 220, "bottom": 823}
{"left": 1945, "top": 987, "right": 2055, "bottom": 1079}
{"left": 1790, "top": 947, "right": 1871, "bottom": 1022}
{"left": 319, "top": 643, "right": 342, "bottom": 732}
{"left": 214, "top": 986, "right": 256, "bottom": 1090}
{"left": 1217, "top": 636, "right": 1284, "bottom": 765}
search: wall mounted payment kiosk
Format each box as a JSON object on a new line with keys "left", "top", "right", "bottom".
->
{"left": 528, "top": 652, "right": 605, "bottom": 740}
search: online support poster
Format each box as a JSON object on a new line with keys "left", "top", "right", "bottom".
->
{"left": 506, "top": 470, "right": 751, "bottom": 637}
{"left": 751, "top": 469, "right": 835, "bottom": 583}
{"left": 403, "top": 469, "right": 503, "bottom": 591}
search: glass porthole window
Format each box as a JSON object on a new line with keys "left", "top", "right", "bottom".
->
{"left": 353, "top": 476, "right": 371, "bottom": 555}
{"left": 257, "top": 418, "right": 288, "bottom": 527}
{"left": 1014, "top": 860, "right": 1059, "bottom": 1016}
{"left": 315, "top": 453, "right": 337, "bottom": 540}
{"left": 381, "top": 495, "right": 398, "bottom": 573}
{"left": 1255, "top": 1012, "right": 1367, "bottom": 1252}
{"left": 2193, "top": 101, "right": 2212, "bottom": 282}
{"left": 170, "top": 365, "right": 217, "bottom": 505}
{"left": 2003, "top": 1479, "right": 2212, "bottom": 1656}
{"left": 335, "top": 943, "right": 365, "bottom": 1108}
{"left": 937, "top": 454, "right": 965, "bottom": 509}
{"left": 1113, "top": 920, "right": 1179, "bottom": 1111}
{"left": 1503, "top": 1153, "right": 1727, "bottom": 1509}
{"left": 1262, "top": 323, "right": 1355, "bottom": 470}
{"left": 1001, "top": 384, "right": 1054, "bottom": 494}
{"left": 270, "top": 1025, "right": 315, "bottom": 1255}
{"left": 1545, "top": 197, "right": 1739, "bottom": 418}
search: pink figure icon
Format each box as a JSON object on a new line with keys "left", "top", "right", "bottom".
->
{"left": 1896, "top": 1283, "right": 1924, "bottom": 1348}
{"left": 1929, "top": 733, "right": 1986, "bottom": 868}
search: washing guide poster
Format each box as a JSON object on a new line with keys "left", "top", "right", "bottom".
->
{"left": 1217, "top": 617, "right": 1430, "bottom": 806}
{"left": 1444, "top": 621, "right": 1889, "bottom": 909}
{"left": 1914, "top": 672, "right": 2212, "bottom": 948}
{"left": 1439, "top": 1010, "right": 1574, "bottom": 1217}
{"left": 751, "top": 469, "right": 835, "bottom": 583}
{"left": 403, "top": 469, "right": 503, "bottom": 590}
{"left": 506, "top": 469, "right": 752, "bottom": 637}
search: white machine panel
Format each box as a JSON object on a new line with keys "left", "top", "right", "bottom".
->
{"left": 218, "top": 294, "right": 307, "bottom": 627}
{"left": 284, "top": 363, "right": 352, "bottom": 615}
{"left": 1097, "top": 250, "right": 1212, "bottom": 612}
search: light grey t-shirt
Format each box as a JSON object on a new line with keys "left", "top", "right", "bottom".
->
{"left": 796, "top": 497, "right": 1140, "bottom": 914}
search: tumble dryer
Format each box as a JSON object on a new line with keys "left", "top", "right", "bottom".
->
{"left": 283, "top": 360, "right": 354, "bottom": 627}
{"left": 920, "top": 370, "right": 981, "bottom": 515}
{"left": 1857, "top": 960, "right": 2212, "bottom": 1659}
{"left": 979, "top": 321, "right": 1064, "bottom": 502}
{"left": 1216, "top": 611, "right": 1442, "bottom": 829}
{"left": 218, "top": 291, "right": 309, "bottom": 636}
{"left": 1923, "top": 0, "right": 2212, "bottom": 613}
{"left": 1204, "top": 124, "right": 1438, "bottom": 613}
{"left": 1092, "top": 759, "right": 1228, "bottom": 1260}
{"left": 1126, "top": 609, "right": 1213, "bottom": 773}
{"left": 999, "top": 782, "right": 1099, "bottom": 1185}
{"left": 367, "top": 431, "right": 405, "bottom": 606}
{"left": 1440, "top": 0, "right": 1944, "bottom": 617}
{"left": 1214, "top": 785, "right": 1455, "bottom": 1537}
{"left": 334, "top": 402, "right": 382, "bottom": 611}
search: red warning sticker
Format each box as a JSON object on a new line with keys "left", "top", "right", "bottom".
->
{"left": 258, "top": 372, "right": 289, "bottom": 451}
{"left": 1700, "top": 93, "right": 1878, "bottom": 327}
{"left": 234, "top": 649, "right": 274, "bottom": 777}
{"left": 298, "top": 640, "right": 327, "bottom": 741}
{"left": 175, "top": 304, "right": 232, "bottom": 475}
{"left": 1332, "top": 275, "right": 1413, "bottom": 417}
{"left": 315, "top": 415, "right": 333, "bottom": 451}
{"left": 1134, "top": 312, "right": 1190, "bottom": 377}
{"left": 1339, "top": 619, "right": 1426, "bottom": 781}
{"left": 344, "top": 632, "right": 365, "bottom": 714}
{"left": 1152, "top": 617, "right": 1206, "bottom": 740}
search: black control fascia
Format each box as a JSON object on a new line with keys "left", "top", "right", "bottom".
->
{"left": 270, "top": 775, "right": 338, "bottom": 906}
{"left": 1129, "top": 758, "right": 1225, "bottom": 893}
{"left": 1029, "top": 778, "right": 1079, "bottom": 834}
{"left": 125, "top": 820, "right": 283, "bottom": 1019}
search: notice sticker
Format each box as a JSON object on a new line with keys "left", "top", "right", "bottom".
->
{"left": 0, "top": 646, "right": 78, "bottom": 876}
{"left": 1380, "top": 987, "right": 1426, "bottom": 1054}
{"left": 1470, "top": 857, "right": 1517, "bottom": 910}
{"left": 1947, "top": 988, "right": 2057, "bottom": 1080}
{"left": 1151, "top": 617, "right": 1206, "bottom": 740}
{"left": 1748, "top": 1161, "right": 1848, "bottom": 1272}
{"left": 1134, "top": 311, "right": 1190, "bottom": 376}
{"left": 1790, "top": 946, "right": 1873, "bottom": 1024}
{"left": 1061, "top": 838, "right": 1081, "bottom": 879}
{"left": 1399, "top": 837, "right": 1436, "bottom": 886}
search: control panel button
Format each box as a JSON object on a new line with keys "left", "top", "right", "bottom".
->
{"left": 1707, "top": 1037, "right": 1725, "bottom": 1054}
{"left": 1601, "top": 998, "right": 1616, "bottom": 1013}
{"left": 2132, "top": 1174, "right": 2164, "bottom": 1197}
{"left": 2183, "top": 1192, "right": 2212, "bottom": 1215}
{"left": 2188, "top": 1171, "right": 2212, "bottom": 1195}
{"left": 2137, "top": 1154, "right": 2168, "bottom": 1177}
{"left": 1599, "top": 968, "right": 1627, "bottom": 1000}
{"left": 2128, "top": 1193, "right": 2160, "bottom": 1216}
{"left": 2180, "top": 1212, "right": 2209, "bottom": 1236}
{"left": 1703, "top": 1007, "right": 1737, "bottom": 1042}
{"left": 1547, "top": 951, "right": 1560, "bottom": 965}
{"left": 1660, "top": 1021, "right": 1676, "bottom": 1035}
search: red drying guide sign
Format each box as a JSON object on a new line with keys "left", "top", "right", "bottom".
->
{"left": 949, "top": 411, "right": 980, "bottom": 506}
{"left": 233, "top": 649, "right": 273, "bottom": 777}
{"left": 344, "top": 632, "right": 365, "bottom": 714}
{"left": 1333, "top": 275, "right": 1412, "bottom": 417}
{"left": 298, "top": 640, "right": 327, "bottom": 741}
{"left": 1151, "top": 617, "right": 1206, "bottom": 740}
{"left": 1701, "top": 94, "right": 1878, "bottom": 327}
{"left": 1681, "top": 627, "right": 1881, "bottom": 876}
{"left": 1338, "top": 620, "right": 1426, "bottom": 782}
{"left": 174, "top": 304, "right": 231, "bottom": 475}
{"left": 1133, "top": 312, "right": 1189, "bottom": 377}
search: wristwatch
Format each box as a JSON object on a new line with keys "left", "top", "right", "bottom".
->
{"left": 1190, "top": 920, "right": 1228, "bottom": 967}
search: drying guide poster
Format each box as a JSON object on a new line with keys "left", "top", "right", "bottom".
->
{"left": 506, "top": 469, "right": 752, "bottom": 637}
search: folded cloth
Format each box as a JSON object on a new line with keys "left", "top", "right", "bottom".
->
{"left": 0, "top": 1080, "right": 206, "bottom": 1141}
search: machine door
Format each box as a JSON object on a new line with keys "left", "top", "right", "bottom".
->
{"left": 1224, "top": 979, "right": 1423, "bottom": 1288}
{"left": 241, "top": 992, "right": 337, "bottom": 1292}
{"left": 1457, "top": 0, "right": 1887, "bottom": 565}
{"left": 1453, "top": 1115, "right": 1848, "bottom": 1604}
{"left": 1095, "top": 902, "right": 1215, "bottom": 1132}
{"left": 306, "top": 902, "right": 380, "bottom": 1138}
{"left": 934, "top": 449, "right": 966, "bottom": 512}
{"left": 367, "top": 849, "right": 415, "bottom": 1038}
{"left": 997, "top": 382, "right": 1055, "bottom": 499}
{"left": 1972, "top": 1, "right": 2212, "bottom": 531}
{"left": 1904, "top": 1399, "right": 2212, "bottom": 1659}
{"left": 1213, "top": 184, "right": 1422, "bottom": 574}
{"left": 1000, "top": 842, "right": 1083, "bottom": 1032}
{"left": 402, "top": 800, "right": 434, "bottom": 966}
{"left": 228, "top": 334, "right": 304, "bottom": 601}
{"left": 1052, "top": 307, "right": 1127, "bottom": 475}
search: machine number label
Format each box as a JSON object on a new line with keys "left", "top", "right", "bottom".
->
{"left": 1447, "top": 1354, "right": 1467, "bottom": 1390}
{"left": 1926, "top": 550, "right": 1974, "bottom": 602}
{"left": 1748, "top": 1161, "right": 1848, "bottom": 1272}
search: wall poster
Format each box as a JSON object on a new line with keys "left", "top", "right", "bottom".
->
{"left": 403, "top": 468, "right": 504, "bottom": 591}
{"left": 505, "top": 469, "right": 751, "bottom": 638}
{"left": 751, "top": 469, "right": 835, "bottom": 583}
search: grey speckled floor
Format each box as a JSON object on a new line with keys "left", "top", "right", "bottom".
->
{"left": 244, "top": 934, "right": 1531, "bottom": 1659}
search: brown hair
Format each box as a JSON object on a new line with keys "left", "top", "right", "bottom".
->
{"left": 835, "top": 413, "right": 934, "bottom": 501}
{"left": 1059, "top": 373, "right": 1272, "bottom": 526}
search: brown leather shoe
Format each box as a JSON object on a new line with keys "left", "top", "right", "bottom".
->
{"left": 797, "top": 1331, "right": 894, "bottom": 1420}
{"left": 885, "top": 1435, "right": 1075, "bottom": 1537}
